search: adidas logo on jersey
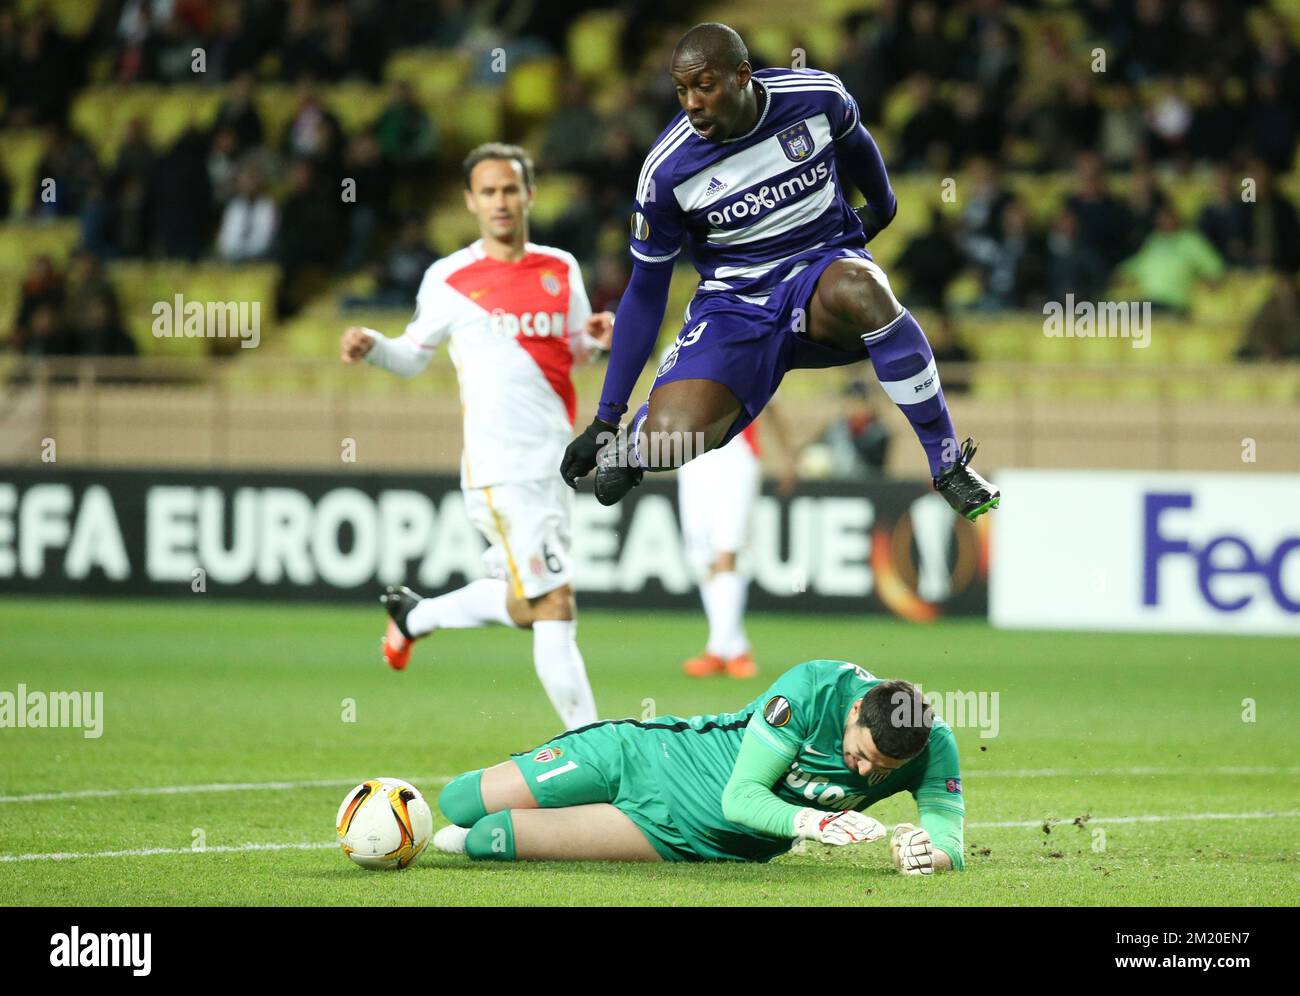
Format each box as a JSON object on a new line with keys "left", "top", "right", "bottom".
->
{"left": 705, "top": 176, "right": 728, "bottom": 195}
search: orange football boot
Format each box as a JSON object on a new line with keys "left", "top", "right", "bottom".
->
{"left": 379, "top": 585, "right": 422, "bottom": 671}
{"left": 683, "top": 651, "right": 725, "bottom": 677}
{"left": 724, "top": 652, "right": 758, "bottom": 678}
{"left": 381, "top": 618, "right": 412, "bottom": 670}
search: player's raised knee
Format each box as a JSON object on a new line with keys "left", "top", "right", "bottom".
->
{"left": 641, "top": 407, "right": 704, "bottom": 470}
{"left": 439, "top": 769, "right": 488, "bottom": 827}
{"left": 465, "top": 810, "right": 517, "bottom": 861}
{"left": 829, "top": 260, "right": 900, "bottom": 330}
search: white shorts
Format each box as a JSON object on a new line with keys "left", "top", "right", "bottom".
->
{"left": 462, "top": 477, "right": 573, "bottom": 600}
{"left": 677, "top": 435, "right": 761, "bottom": 575}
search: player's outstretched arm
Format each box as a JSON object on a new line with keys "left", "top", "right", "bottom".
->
{"left": 722, "top": 718, "right": 885, "bottom": 846}
{"left": 339, "top": 325, "right": 434, "bottom": 378}
{"left": 900, "top": 726, "right": 965, "bottom": 873}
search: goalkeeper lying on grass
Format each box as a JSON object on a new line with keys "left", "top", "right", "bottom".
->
{"left": 434, "top": 660, "right": 963, "bottom": 874}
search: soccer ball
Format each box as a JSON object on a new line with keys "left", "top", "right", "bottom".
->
{"left": 336, "top": 777, "right": 434, "bottom": 870}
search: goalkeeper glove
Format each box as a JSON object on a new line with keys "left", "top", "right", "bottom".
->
{"left": 561, "top": 416, "right": 619, "bottom": 487}
{"left": 890, "top": 822, "right": 935, "bottom": 875}
{"left": 793, "top": 808, "right": 886, "bottom": 846}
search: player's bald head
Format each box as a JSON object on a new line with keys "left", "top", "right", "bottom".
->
{"left": 669, "top": 23, "right": 755, "bottom": 141}
{"left": 671, "top": 22, "right": 747, "bottom": 74}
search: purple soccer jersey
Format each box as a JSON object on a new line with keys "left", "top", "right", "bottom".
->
{"left": 629, "top": 68, "right": 870, "bottom": 300}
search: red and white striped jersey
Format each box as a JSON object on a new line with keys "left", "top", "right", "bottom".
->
{"left": 363, "top": 239, "right": 593, "bottom": 488}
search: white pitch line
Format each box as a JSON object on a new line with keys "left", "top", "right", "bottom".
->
{"left": 0, "top": 775, "right": 453, "bottom": 805}
{"left": 0, "top": 841, "right": 337, "bottom": 863}
{"left": 967, "top": 810, "right": 1300, "bottom": 829}
{"left": 3, "top": 765, "right": 1296, "bottom": 805}
{"left": 4, "top": 811, "right": 1300, "bottom": 864}
{"left": 972, "top": 765, "right": 1300, "bottom": 779}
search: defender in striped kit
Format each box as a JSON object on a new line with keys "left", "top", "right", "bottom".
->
{"left": 560, "top": 23, "right": 999, "bottom": 522}
{"left": 433, "top": 659, "right": 964, "bottom": 872}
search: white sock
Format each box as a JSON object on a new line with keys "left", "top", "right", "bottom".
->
{"left": 406, "top": 578, "right": 514, "bottom": 636}
{"left": 532, "top": 620, "right": 598, "bottom": 729}
{"left": 700, "top": 575, "right": 725, "bottom": 656}
{"left": 709, "top": 571, "right": 750, "bottom": 659}
{"left": 433, "top": 825, "right": 469, "bottom": 854}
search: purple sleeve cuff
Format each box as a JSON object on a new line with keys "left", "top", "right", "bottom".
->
{"left": 596, "top": 262, "right": 674, "bottom": 424}
{"left": 835, "top": 123, "right": 896, "bottom": 226}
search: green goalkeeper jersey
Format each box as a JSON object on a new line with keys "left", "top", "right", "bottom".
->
{"left": 647, "top": 659, "right": 965, "bottom": 864}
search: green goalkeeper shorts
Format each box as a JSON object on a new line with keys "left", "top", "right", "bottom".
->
{"left": 510, "top": 720, "right": 697, "bottom": 862}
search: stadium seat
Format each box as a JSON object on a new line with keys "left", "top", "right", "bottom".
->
{"left": 529, "top": 173, "right": 585, "bottom": 229}
{"left": 385, "top": 49, "right": 472, "bottom": 106}
{"left": 17, "top": 0, "right": 98, "bottom": 32}
{"left": 567, "top": 11, "right": 625, "bottom": 82}
{"left": 505, "top": 58, "right": 563, "bottom": 120}
{"left": 439, "top": 89, "right": 504, "bottom": 154}
{"left": 0, "top": 129, "right": 47, "bottom": 214}
{"left": 322, "top": 84, "right": 391, "bottom": 138}
{"left": 108, "top": 261, "right": 280, "bottom": 356}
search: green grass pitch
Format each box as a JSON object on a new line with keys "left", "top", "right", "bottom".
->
{"left": 1, "top": 597, "right": 1297, "bottom": 906}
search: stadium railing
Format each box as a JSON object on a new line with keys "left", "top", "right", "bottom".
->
{"left": 3, "top": 355, "right": 1296, "bottom": 475}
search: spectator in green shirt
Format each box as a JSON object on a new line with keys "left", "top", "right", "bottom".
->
{"left": 1118, "top": 204, "right": 1224, "bottom": 314}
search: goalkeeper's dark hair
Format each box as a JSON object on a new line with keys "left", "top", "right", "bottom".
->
{"left": 856, "top": 680, "right": 933, "bottom": 760}
{"left": 462, "top": 142, "right": 535, "bottom": 192}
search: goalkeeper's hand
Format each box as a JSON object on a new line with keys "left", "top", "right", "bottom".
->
{"left": 890, "top": 822, "right": 935, "bottom": 875}
{"left": 793, "top": 808, "right": 886, "bottom": 846}
{"left": 561, "top": 416, "right": 618, "bottom": 487}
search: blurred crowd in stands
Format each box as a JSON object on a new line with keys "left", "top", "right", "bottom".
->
{"left": 2, "top": 0, "right": 1299, "bottom": 360}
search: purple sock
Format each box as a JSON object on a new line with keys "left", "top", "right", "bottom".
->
{"left": 628, "top": 402, "right": 650, "bottom": 469}
{"left": 863, "top": 309, "right": 957, "bottom": 477}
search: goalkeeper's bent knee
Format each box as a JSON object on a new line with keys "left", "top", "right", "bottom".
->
{"left": 438, "top": 769, "right": 487, "bottom": 827}
{"left": 465, "top": 810, "right": 516, "bottom": 861}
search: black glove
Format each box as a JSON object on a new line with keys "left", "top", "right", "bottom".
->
{"left": 854, "top": 202, "right": 896, "bottom": 244}
{"left": 561, "top": 416, "right": 618, "bottom": 487}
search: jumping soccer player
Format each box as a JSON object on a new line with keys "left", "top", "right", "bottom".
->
{"left": 340, "top": 142, "right": 613, "bottom": 729}
{"left": 560, "top": 22, "right": 999, "bottom": 521}
{"left": 433, "top": 659, "right": 963, "bottom": 873}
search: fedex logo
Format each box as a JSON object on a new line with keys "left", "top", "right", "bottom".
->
{"left": 1143, "top": 492, "right": 1300, "bottom": 613}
